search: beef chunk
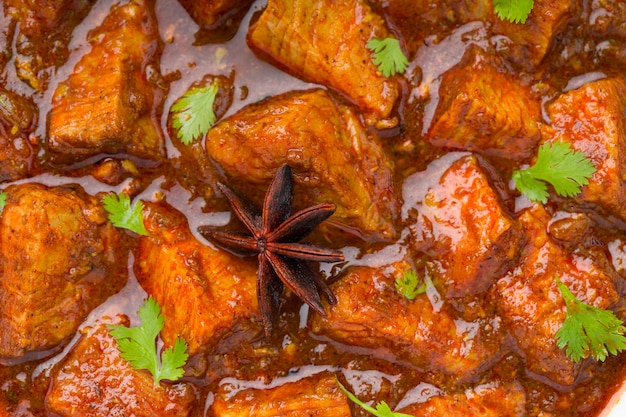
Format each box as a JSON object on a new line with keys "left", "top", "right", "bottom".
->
{"left": 403, "top": 153, "right": 523, "bottom": 298}
{"left": 398, "top": 380, "right": 526, "bottom": 416}
{"left": 543, "top": 78, "right": 626, "bottom": 219}
{"left": 46, "top": 317, "right": 195, "bottom": 417}
{"left": 0, "top": 183, "right": 127, "bottom": 360}
{"left": 134, "top": 202, "right": 261, "bottom": 357}
{"left": 491, "top": 0, "right": 575, "bottom": 67}
{"left": 205, "top": 89, "right": 398, "bottom": 241}
{"left": 495, "top": 204, "right": 620, "bottom": 386}
{"left": 4, "top": 0, "right": 95, "bottom": 90}
{"left": 311, "top": 265, "right": 504, "bottom": 381}
{"left": 0, "top": 88, "right": 38, "bottom": 182}
{"left": 212, "top": 373, "right": 350, "bottom": 417}
{"left": 177, "top": 0, "right": 251, "bottom": 27}
{"left": 247, "top": 0, "right": 401, "bottom": 126}
{"left": 427, "top": 48, "right": 542, "bottom": 159}
{"left": 47, "top": 0, "right": 165, "bottom": 166}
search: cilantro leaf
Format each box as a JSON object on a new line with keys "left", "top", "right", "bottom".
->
{"left": 367, "top": 37, "right": 408, "bottom": 78}
{"left": 336, "top": 379, "right": 413, "bottom": 417}
{"left": 555, "top": 277, "right": 626, "bottom": 362}
{"left": 171, "top": 82, "right": 219, "bottom": 145}
{"left": 493, "top": 0, "right": 534, "bottom": 24}
{"left": 512, "top": 141, "right": 596, "bottom": 204}
{"left": 395, "top": 269, "right": 426, "bottom": 300}
{"left": 108, "top": 297, "right": 189, "bottom": 386}
{"left": 102, "top": 192, "right": 148, "bottom": 236}
{"left": 0, "top": 191, "right": 6, "bottom": 214}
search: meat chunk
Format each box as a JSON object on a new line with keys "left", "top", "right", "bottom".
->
{"left": 491, "top": 0, "right": 575, "bottom": 67}
{"left": 46, "top": 317, "right": 195, "bottom": 417}
{"left": 543, "top": 78, "right": 626, "bottom": 220}
{"left": 47, "top": 0, "right": 165, "bottom": 166}
{"left": 403, "top": 153, "right": 523, "bottom": 298}
{"left": 0, "top": 88, "right": 38, "bottom": 182}
{"left": 427, "top": 48, "right": 542, "bottom": 159}
{"left": 177, "top": 0, "right": 251, "bottom": 27}
{"left": 398, "top": 380, "right": 526, "bottom": 416}
{"left": 205, "top": 89, "right": 397, "bottom": 241}
{"left": 311, "top": 265, "right": 504, "bottom": 381}
{"left": 4, "top": 0, "right": 95, "bottom": 90}
{"left": 247, "top": 0, "right": 401, "bottom": 126}
{"left": 0, "top": 183, "right": 127, "bottom": 360}
{"left": 495, "top": 204, "right": 620, "bottom": 386}
{"left": 212, "top": 373, "right": 350, "bottom": 417}
{"left": 588, "top": 0, "right": 626, "bottom": 40}
{"left": 134, "top": 201, "right": 261, "bottom": 357}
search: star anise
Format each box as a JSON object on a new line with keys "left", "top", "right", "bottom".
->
{"left": 198, "top": 164, "right": 344, "bottom": 335}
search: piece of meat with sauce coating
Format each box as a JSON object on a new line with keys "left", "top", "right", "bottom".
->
{"left": 134, "top": 201, "right": 261, "bottom": 357}
{"left": 205, "top": 89, "right": 397, "bottom": 241}
{"left": 403, "top": 153, "right": 523, "bottom": 298}
{"left": 47, "top": 0, "right": 165, "bottom": 166}
{"left": 311, "top": 265, "right": 504, "bottom": 381}
{"left": 543, "top": 78, "right": 626, "bottom": 220}
{"left": 0, "top": 88, "right": 38, "bottom": 182}
{"left": 427, "top": 48, "right": 542, "bottom": 159}
{"left": 495, "top": 204, "right": 620, "bottom": 386}
{"left": 45, "top": 316, "right": 195, "bottom": 417}
{"left": 212, "top": 373, "right": 351, "bottom": 417}
{"left": 588, "top": 0, "right": 626, "bottom": 40}
{"left": 247, "top": 0, "right": 401, "bottom": 127}
{"left": 4, "top": 0, "right": 96, "bottom": 90}
{"left": 491, "top": 0, "right": 576, "bottom": 68}
{"left": 398, "top": 380, "right": 526, "bottom": 416}
{"left": 0, "top": 183, "right": 127, "bottom": 360}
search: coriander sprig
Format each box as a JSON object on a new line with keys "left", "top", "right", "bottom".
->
{"left": 171, "top": 81, "right": 219, "bottom": 145}
{"left": 493, "top": 0, "right": 534, "bottom": 24}
{"left": 336, "top": 379, "right": 412, "bottom": 417}
{"left": 555, "top": 277, "right": 626, "bottom": 362}
{"left": 0, "top": 191, "right": 6, "bottom": 214}
{"left": 512, "top": 141, "right": 595, "bottom": 204}
{"left": 367, "top": 37, "right": 408, "bottom": 78}
{"left": 108, "top": 297, "right": 188, "bottom": 386}
{"left": 395, "top": 269, "right": 426, "bottom": 300}
{"left": 102, "top": 192, "right": 148, "bottom": 235}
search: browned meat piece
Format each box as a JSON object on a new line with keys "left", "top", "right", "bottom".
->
{"left": 0, "top": 12, "right": 15, "bottom": 73}
{"left": 47, "top": 0, "right": 165, "bottom": 166}
{"left": 495, "top": 204, "right": 620, "bottom": 386}
{"left": 46, "top": 317, "right": 195, "bottom": 417}
{"left": 398, "top": 380, "right": 526, "bottom": 416}
{"left": 589, "top": 0, "right": 626, "bottom": 39}
{"left": 212, "top": 373, "right": 351, "bottom": 417}
{"left": 177, "top": 0, "right": 251, "bottom": 27}
{"left": 205, "top": 89, "right": 398, "bottom": 241}
{"left": 543, "top": 78, "right": 626, "bottom": 220}
{"left": 311, "top": 265, "right": 504, "bottom": 380}
{"left": 404, "top": 154, "right": 523, "bottom": 298}
{"left": 427, "top": 48, "right": 542, "bottom": 159}
{"left": 4, "top": 0, "right": 95, "bottom": 90}
{"left": 491, "top": 0, "right": 575, "bottom": 68}
{"left": 248, "top": 0, "right": 401, "bottom": 126}
{"left": 0, "top": 88, "right": 38, "bottom": 182}
{"left": 0, "top": 183, "right": 127, "bottom": 360}
{"left": 134, "top": 201, "right": 261, "bottom": 357}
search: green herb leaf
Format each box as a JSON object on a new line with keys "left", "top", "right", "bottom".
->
{"left": 102, "top": 192, "right": 148, "bottom": 236}
{"left": 336, "top": 379, "right": 413, "bottom": 417}
{"left": 171, "top": 82, "right": 219, "bottom": 145}
{"left": 395, "top": 269, "right": 426, "bottom": 300}
{"left": 555, "top": 277, "right": 626, "bottom": 362}
{"left": 493, "top": 0, "right": 534, "bottom": 24}
{"left": 367, "top": 37, "right": 408, "bottom": 78}
{"left": 108, "top": 297, "right": 189, "bottom": 386}
{"left": 0, "top": 191, "right": 6, "bottom": 214}
{"left": 512, "top": 141, "right": 596, "bottom": 204}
